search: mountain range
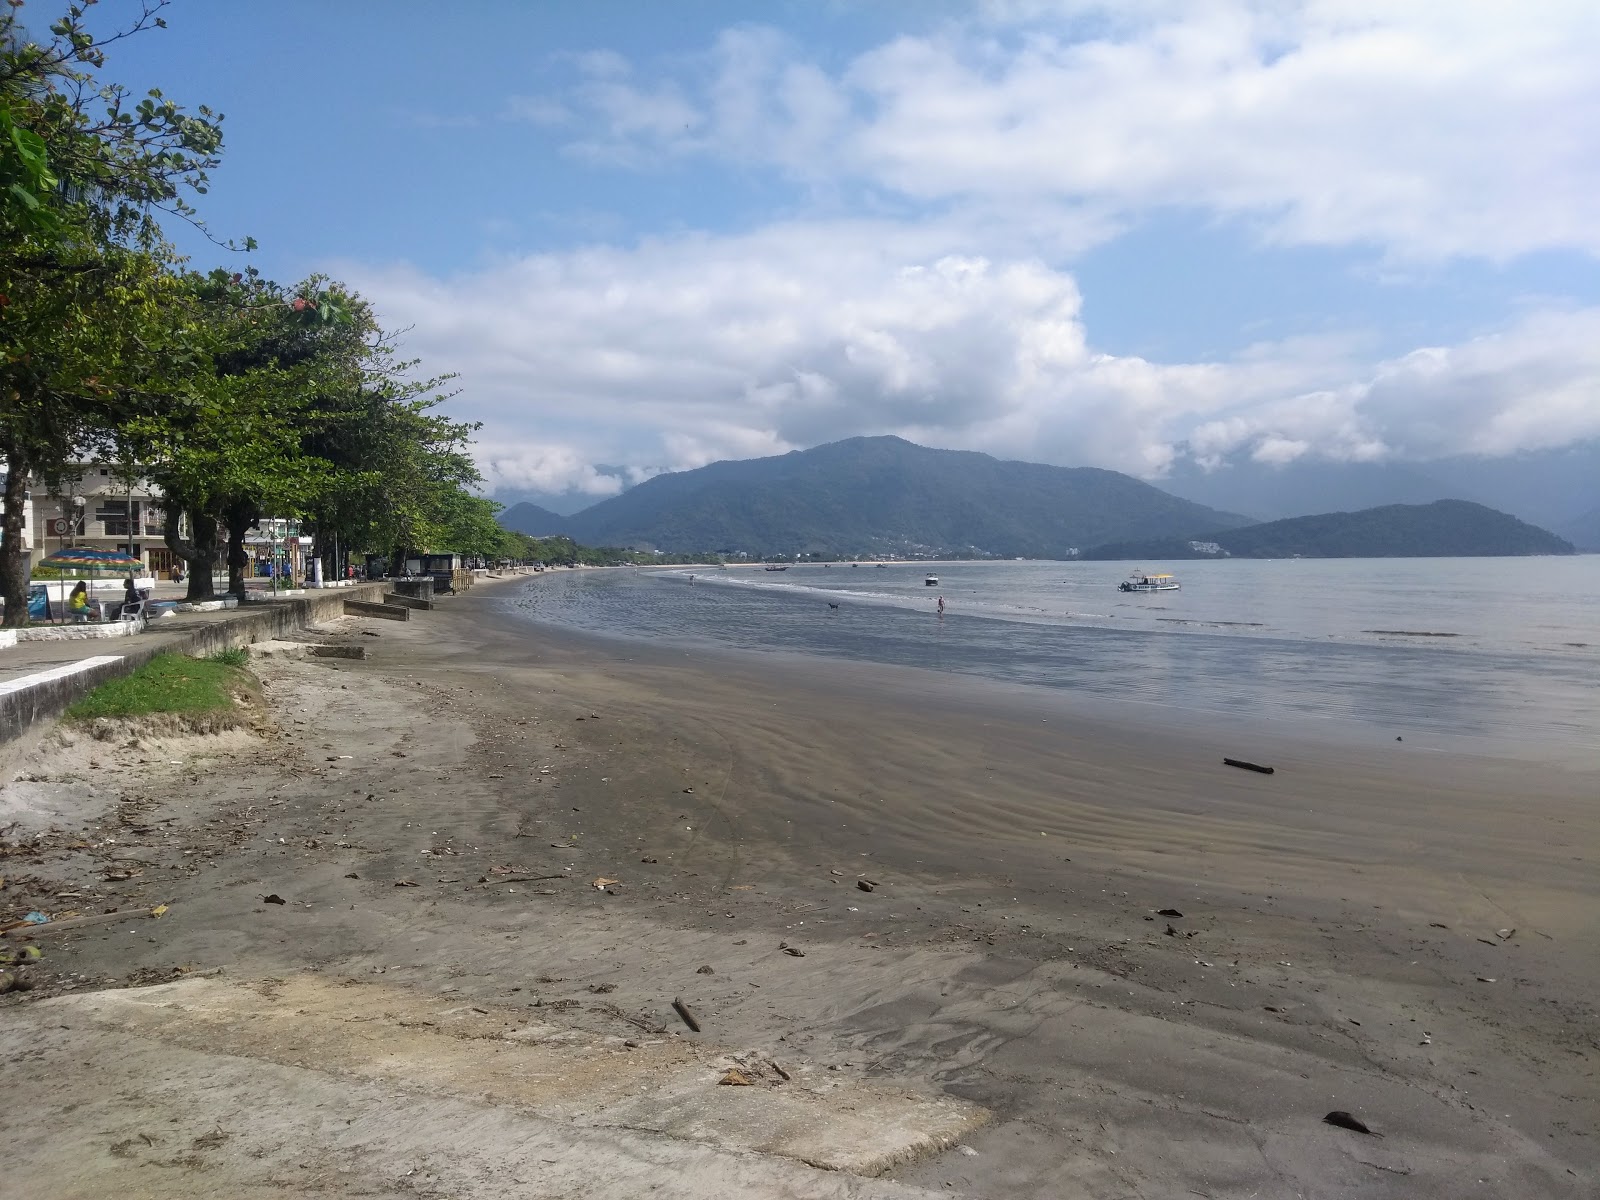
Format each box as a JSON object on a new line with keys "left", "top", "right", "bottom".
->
{"left": 500, "top": 438, "right": 1600, "bottom": 552}
{"left": 498, "top": 436, "right": 1249, "bottom": 558}
{"left": 1081, "top": 500, "right": 1575, "bottom": 560}
{"left": 498, "top": 436, "right": 1584, "bottom": 560}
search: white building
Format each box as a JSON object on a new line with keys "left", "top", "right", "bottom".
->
{"left": 25, "top": 463, "right": 174, "bottom": 576}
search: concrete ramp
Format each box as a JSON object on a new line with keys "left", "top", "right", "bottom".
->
{"left": 0, "top": 975, "right": 985, "bottom": 1199}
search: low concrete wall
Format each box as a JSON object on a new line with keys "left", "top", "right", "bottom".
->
{"left": 343, "top": 599, "right": 410, "bottom": 622}
{"left": 1, "top": 583, "right": 390, "bottom": 747}
{"left": 388, "top": 578, "right": 434, "bottom": 601}
{"left": 14, "top": 621, "right": 142, "bottom": 643}
{"left": 382, "top": 592, "right": 433, "bottom": 611}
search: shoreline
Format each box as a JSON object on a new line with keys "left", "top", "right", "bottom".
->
{"left": 1, "top": 584, "right": 1595, "bottom": 1197}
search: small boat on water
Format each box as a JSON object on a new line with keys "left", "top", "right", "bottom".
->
{"left": 764, "top": 564, "right": 789, "bottom": 572}
{"left": 924, "top": 573, "right": 939, "bottom": 587}
{"left": 1118, "top": 571, "right": 1179, "bottom": 593}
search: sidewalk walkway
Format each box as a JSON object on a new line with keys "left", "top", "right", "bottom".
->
{"left": 0, "top": 585, "right": 392, "bottom": 746}
{"left": 0, "top": 603, "right": 268, "bottom": 688}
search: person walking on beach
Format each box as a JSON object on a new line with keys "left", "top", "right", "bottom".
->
{"left": 68, "top": 580, "right": 92, "bottom": 623}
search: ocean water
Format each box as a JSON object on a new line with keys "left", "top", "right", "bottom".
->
{"left": 504, "top": 558, "right": 1600, "bottom": 754}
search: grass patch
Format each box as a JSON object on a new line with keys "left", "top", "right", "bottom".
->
{"left": 66, "top": 652, "right": 255, "bottom": 721}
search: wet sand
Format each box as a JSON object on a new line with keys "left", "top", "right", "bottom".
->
{"left": 3, "top": 581, "right": 1597, "bottom": 1198}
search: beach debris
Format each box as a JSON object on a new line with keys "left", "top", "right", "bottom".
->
{"left": 588, "top": 983, "right": 617, "bottom": 994}
{"left": 4, "top": 905, "right": 171, "bottom": 938}
{"left": 956, "top": 1145, "right": 980, "bottom": 1157}
{"left": 1324, "top": 1111, "right": 1381, "bottom": 1137}
{"left": 696, "top": 965, "right": 715, "bottom": 974}
{"left": 1166, "top": 925, "right": 1180, "bottom": 936}
{"left": 1263, "top": 1005, "right": 1283, "bottom": 1013}
{"left": 769, "top": 1060, "right": 792, "bottom": 1081}
{"left": 857, "top": 879, "right": 877, "bottom": 892}
{"left": 592, "top": 877, "right": 620, "bottom": 890}
{"left": 345, "top": 872, "right": 360, "bottom": 879}
{"left": 672, "top": 997, "right": 702, "bottom": 1032}
{"left": 781, "top": 946, "right": 806, "bottom": 957}
{"left": 1477, "top": 977, "right": 1497, "bottom": 983}
{"left": 262, "top": 894, "right": 287, "bottom": 905}
{"left": 1496, "top": 928, "right": 1515, "bottom": 940}
{"left": 640, "top": 856, "right": 658, "bottom": 864}
{"left": 1223, "top": 758, "right": 1275, "bottom": 775}
{"left": 0, "top": 968, "right": 34, "bottom": 994}
{"left": 23, "top": 911, "right": 48, "bottom": 925}
{"left": 1157, "top": 908, "right": 1184, "bottom": 917}
{"left": 1428, "top": 921, "right": 1448, "bottom": 929}
{"left": 394, "top": 880, "right": 419, "bottom": 888}
{"left": 719, "top": 1068, "right": 754, "bottom": 1086}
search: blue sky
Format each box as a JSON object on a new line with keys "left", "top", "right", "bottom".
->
{"left": 100, "top": 0, "right": 1600, "bottom": 500}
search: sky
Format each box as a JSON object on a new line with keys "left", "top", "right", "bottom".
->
{"left": 101, "top": 0, "right": 1600, "bottom": 503}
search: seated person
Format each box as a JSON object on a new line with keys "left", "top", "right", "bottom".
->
{"left": 67, "top": 580, "right": 93, "bottom": 623}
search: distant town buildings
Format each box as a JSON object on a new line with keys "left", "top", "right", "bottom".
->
{"left": 0, "top": 460, "right": 306, "bottom": 581}
{"left": 1187, "top": 540, "right": 1226, "bottom": 555}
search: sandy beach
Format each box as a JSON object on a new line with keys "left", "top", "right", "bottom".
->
{"left": 1, "top": 578, "right": 1595, "bottom": 1198}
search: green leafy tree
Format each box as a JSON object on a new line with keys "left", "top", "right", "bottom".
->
{"left": 0, "top": 1, "right": 227, "bottom": 625}
{"left": 118, "top": 269, "right": 352, "bottom": 599}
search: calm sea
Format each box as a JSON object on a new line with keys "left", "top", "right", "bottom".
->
{"left": 503, "top": 558, "right": 1599, "bottom": 755}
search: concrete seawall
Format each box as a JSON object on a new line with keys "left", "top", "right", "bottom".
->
{"left": 0, "top": 583, "right": 390, "bottom": 747}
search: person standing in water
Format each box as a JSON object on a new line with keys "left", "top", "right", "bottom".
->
{"left": 937, "top": 595, "right": 945, "bottom": 616}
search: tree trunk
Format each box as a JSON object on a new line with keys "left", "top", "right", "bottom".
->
{"left": 164, "top": 504, "right": 219, "bottom": 602}
{"left": 223, "top": 500, "right": 257, "bottom": 596}
{"left": 187, "top": 511, "right": 221, "bottom": 601}
{"left": 0, "top": 441, "right": 33, "bottom": 628}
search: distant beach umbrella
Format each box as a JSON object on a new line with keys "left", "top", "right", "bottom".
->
{"left": 37, "top": 547, "right": 145, "bottom": 574}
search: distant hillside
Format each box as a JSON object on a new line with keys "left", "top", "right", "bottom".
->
{"left": 1162, "top": 441, "right": 1600, "bottom": 530}
{"left": 498, "top": 501, "right": 569, "bottom": 536}
{"left": 527, "top": 436, "right": 1247, "bottom": 558}
{"left": 1082, "top": 499, "right": 1576, "bottom": 560}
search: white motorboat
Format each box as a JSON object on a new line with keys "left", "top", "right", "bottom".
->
{"left": 1118, "top": 571, "right": 1179, "bottom": 593}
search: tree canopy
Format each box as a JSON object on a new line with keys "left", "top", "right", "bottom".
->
{"left": 1, "top": 2, "right": 511, "bottom": 622}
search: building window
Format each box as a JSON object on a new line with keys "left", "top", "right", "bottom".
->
{"left": 96, "top": 500, "right": 133, "bottom": 537}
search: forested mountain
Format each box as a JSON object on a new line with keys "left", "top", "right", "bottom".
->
{"left": 503, "top": 436, "right": 1248, "bottom": 558}
{"left": 497, "top": 502, "right": 570, "bottom": 536}
{"left": 1081, "top": 499, "right": 1575, "bottom": 560}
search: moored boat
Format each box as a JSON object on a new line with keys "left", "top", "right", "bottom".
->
{"left": 924, "top": 573, "right": 939, "bottom": 586}
{"left": 1118, "top": 571, "right": 1179, "bottom": 593}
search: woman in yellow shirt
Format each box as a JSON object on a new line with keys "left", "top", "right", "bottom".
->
{"left": 68, "top": 580, "right": 92, "bottom": 623}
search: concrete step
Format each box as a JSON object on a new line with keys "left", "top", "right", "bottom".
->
{"left": 1, "top": 974, "right": 983, "bottom": 1199}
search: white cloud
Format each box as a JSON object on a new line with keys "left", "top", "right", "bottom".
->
{"left": 478, "top": 444, "right": 628, "bottom": 498}
{"left": 347, "top": 3, "right": 1600, "bottom": 492}
{"left": 548, "top": 1, "right": 1600, "bottom": 261}
{"left": 344, "top": 226, "right": 1600, "bottom": 488}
